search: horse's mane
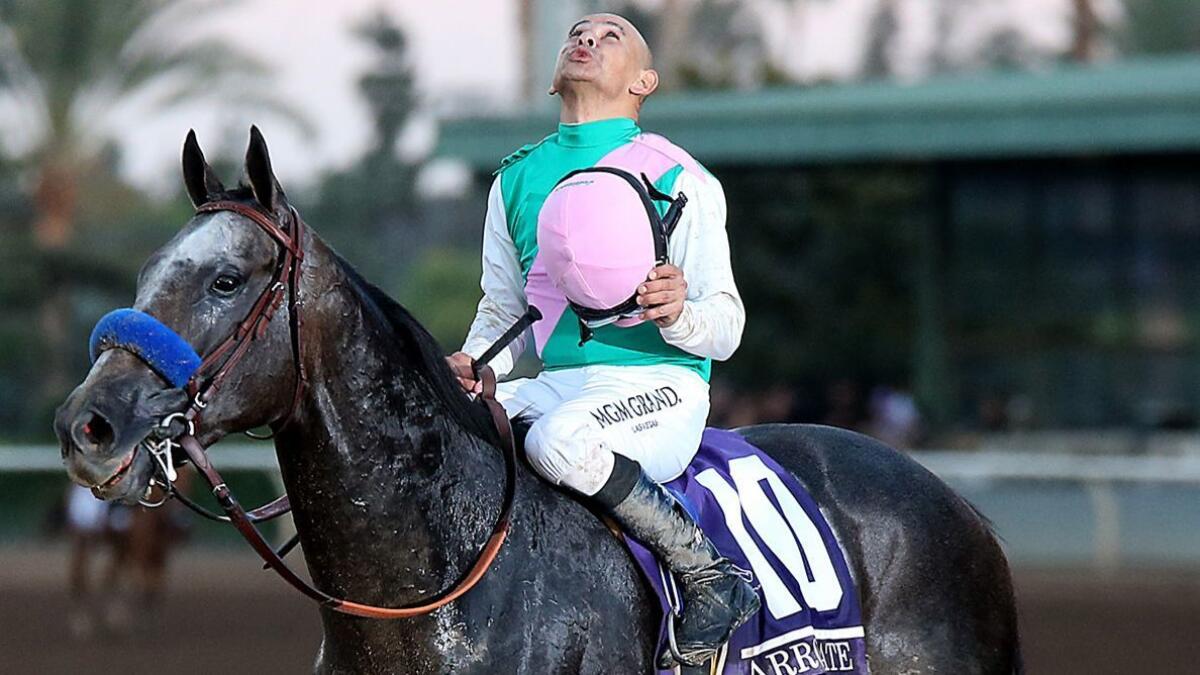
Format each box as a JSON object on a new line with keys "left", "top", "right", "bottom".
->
{"left": 329, "top": 252, "right": 507, "bottom": 447}
{"left": 206, "top": 190, "right": 512, "bottom": 448}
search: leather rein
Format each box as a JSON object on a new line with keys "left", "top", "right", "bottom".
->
{"left": 151, "top": 199, "right": 518, "bottom": 619}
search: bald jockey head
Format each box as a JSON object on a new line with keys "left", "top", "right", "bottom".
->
{"left": 550, "top": 13, "right": 659, "bottom": 123}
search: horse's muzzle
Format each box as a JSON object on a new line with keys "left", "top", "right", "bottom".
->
{"left": 55, "top": 350, "right": 188, "bottom": 501}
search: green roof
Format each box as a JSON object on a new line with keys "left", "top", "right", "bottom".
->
{"left": 436, "top": 56, "right": 1200, "bottom": 168}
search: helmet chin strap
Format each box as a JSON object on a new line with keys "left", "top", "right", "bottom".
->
{"left": 570, "top": 292, "right": 648, "bottom": 346}
{"left": 548, "top": 166, "right": 690, "bottom": 345}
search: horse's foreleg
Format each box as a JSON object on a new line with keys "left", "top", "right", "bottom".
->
{"left": 68, "top": 533, "right": 90, "bottom": 599}
{"left": 66, "top": 533, "right": 96, "bottom": 639}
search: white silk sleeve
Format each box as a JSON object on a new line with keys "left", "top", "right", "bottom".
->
{"left": 657, "top": 170, "right": 745, "bottom": 361}
{"left": 461, "top": 176, "right": 528, "bottom": 378}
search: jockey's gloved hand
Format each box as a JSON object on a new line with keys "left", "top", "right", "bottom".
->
{"left": 446, "top": 352, "right": 482, "bottom": 394}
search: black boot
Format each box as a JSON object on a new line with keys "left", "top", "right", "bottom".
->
{"left": 593, "top": 456, "right": 761, "bottom": 669}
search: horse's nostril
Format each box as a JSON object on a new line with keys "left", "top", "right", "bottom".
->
{"left": 80, "top": 412, "right": 115, "bottom": 449}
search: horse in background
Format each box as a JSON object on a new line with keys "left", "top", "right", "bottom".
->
{"left": 62, "top": 479, "right": 189, "bottom": 639}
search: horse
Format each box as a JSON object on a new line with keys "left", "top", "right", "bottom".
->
{"left": 63, "top": 481, "right": 189, "bottom": 639}
{"left": 54, "top": 128, "right": 1022, "bottom": 674}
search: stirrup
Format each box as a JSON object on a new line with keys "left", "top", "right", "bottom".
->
{"left": 666, "top": 611, "right": 709, "bottom": 668}
{"left": 661, "top": 561, "right": 758, "bottom": 668}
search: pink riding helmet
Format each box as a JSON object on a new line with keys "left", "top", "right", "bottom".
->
{"left": 537, "top": 167, "right": 688, "bottom": 344}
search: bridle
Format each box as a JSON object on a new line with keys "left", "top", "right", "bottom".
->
{"left": 135, "top": 199, "right": 518, "bottom": 619}
{"left": 135, "top": 199, "right": 306, "bottom": 520}
{"left": 186, "top": 200, "right": 309, "bottom": 434}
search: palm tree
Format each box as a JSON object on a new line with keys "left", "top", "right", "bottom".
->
{"left": 0, "top": 0, "right": 298, "bottom": 398}
{"left": 1070, "top": 0, "right": 1099, "bottom": 62}
{"left": 0, "top": 0, "right": 297, "bottom": 249}
{"left": 862, "top": 0, "right": 900, "bottom": 79}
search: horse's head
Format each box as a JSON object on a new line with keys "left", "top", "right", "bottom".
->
{"left": 54, "top": 128, "right": 303, "bottom": 503}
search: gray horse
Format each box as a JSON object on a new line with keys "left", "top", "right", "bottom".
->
{"left": 55, "top": 128, "right": 1022, "bottom": 674}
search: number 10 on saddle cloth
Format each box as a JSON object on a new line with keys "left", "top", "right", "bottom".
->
{"left": 623, "top": 429, "right": 868, "bottom": 675}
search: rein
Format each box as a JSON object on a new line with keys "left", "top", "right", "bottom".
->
{"left": 175, "top": 367, "right": 517, "bottom": 619}
{"left": 136, "top": 199, "right": 519, "bottom": 619}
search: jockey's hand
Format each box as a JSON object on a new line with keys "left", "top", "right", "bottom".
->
{"left": 637, "top": 264, "right": 687, "bottom": 328}
{"left": 446, "top": 352, "right": 482, "bottom": 394}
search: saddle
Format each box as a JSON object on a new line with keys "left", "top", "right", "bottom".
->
{"left": 619, "top": 429, "right": 869, "bottom": 675}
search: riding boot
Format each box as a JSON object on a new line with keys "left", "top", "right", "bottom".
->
{"left": 593, "top": 455, "right": 761, "bottom": 669}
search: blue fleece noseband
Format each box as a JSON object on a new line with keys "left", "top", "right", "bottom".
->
{"left": 89, "top": 308, "right": 202, "bottom": 388}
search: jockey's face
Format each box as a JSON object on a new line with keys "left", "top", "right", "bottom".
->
{"left": 551, "top": 14, "right": 657, "bottom": 106}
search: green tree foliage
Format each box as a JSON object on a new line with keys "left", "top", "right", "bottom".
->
{"left": 0, "top": 0, "right": 288, "bottom": 438}
{"left": 303, "top": 10, "right": 482, "bottom": 355}
{"left": 305, "top": 9, "right": 420, "bottom": 292}
{"left": 0, "top": 0, "right": 284, "bottom": 250}
{"left": 1120, "top": 0, "right": 1200, "bottom": 55}
{"left": 396, "top": 248, "right": 482, "bottom": 351}
{"left": 0, "top": 154, "right": 195, "bottom": 439}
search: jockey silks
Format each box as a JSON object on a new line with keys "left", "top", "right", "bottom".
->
{"left": 462, "top": 117, "right": 744, "bottom": 381}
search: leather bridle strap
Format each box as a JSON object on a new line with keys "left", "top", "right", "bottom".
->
{"left": 170, "top": 486, "right": 291, "bottom": 525}
{"left": 175, "top": 364, "right": 517, "bottom": 619}
{"left": 156, "top": 199, "right": 307, "bottom": 526}
{"left": 185, "top": 200, "right": 308, "bottom": 434}
{"left": 168, "top": 199, "right": 515, "bottom": 618}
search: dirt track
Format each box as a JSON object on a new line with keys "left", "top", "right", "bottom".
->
{"left": 1, "top": 547, "right": 1197, "bottom": 674}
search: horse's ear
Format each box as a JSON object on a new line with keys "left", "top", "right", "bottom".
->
{"left": 245, "top": 125, "right": 284, "bottom": 212}
{"left": 182, "top": 129, "right": 225, "bottom": 208}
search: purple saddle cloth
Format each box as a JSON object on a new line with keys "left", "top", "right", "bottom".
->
{"left": 623, "top": 428, "right": 870, "bottom": 674}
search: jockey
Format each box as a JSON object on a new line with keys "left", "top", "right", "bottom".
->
{"left": 448, "top": 13, "right": 758, "bottom": 668}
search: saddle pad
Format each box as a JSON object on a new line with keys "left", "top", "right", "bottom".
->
{"left": 623, "top": 428, "right": 869, "bottom": 675}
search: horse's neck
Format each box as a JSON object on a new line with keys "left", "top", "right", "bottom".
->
{"left": 274, "top": 253, "right": 505, "bottom": 606}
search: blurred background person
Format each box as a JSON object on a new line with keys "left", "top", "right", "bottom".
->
{"left": 864, "top": 384, "right": 923, "bottom": 450}
{"left": 64, "top": 483, "right": 111, "bottom": 639}
{"left": 64, "top": 483, "right": 129, "bottom": 639}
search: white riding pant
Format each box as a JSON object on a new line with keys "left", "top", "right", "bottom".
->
{"left": 66, "top": 484, "right": 109, "bottom": 532}
{"left": 497, "top": 364, "right": 710, "bottom": 496}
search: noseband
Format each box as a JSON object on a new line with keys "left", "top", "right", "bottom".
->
{"left": 89, "top": 200, "right": 519, "bottom": 620}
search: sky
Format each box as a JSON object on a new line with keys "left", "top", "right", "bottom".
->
{"left": 80, "top": 0, "right": 1115, "bottom": 195}
{"left": 108, "top": 0, "right": 521, "bottom": 194}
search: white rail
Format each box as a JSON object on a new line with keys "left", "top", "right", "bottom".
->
{"left": 908, "top": 450, "right": 1200, "bottom": 484}
{"left": 8, "top": 445, "right": 1200, "bottom": 483}
{"left": 7, "top": 445, "right": 1198, "bottom": 568}
{"left": 0, "top": 444, "right": 278, "bottom": 472}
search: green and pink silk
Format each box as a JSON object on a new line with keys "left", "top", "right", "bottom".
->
{"left": 462, "top": 117, "right": 744, "bottom": 377}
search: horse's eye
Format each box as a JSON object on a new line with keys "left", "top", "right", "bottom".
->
{"left": 210, "top": 274, "right": 242, "bottom": 296}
